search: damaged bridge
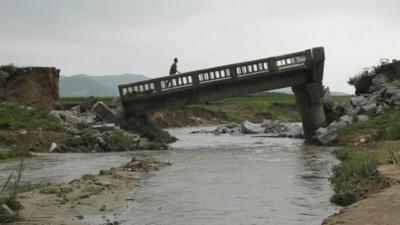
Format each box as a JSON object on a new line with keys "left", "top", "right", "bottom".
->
{"left": 119, "top": 47, "right": 327, "bottom": 140}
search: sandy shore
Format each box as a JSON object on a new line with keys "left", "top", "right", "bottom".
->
{"left": 10, "top": 158, "right": 170, "bottom": 225}
{"left": 323, "top": 164, "right": 400, "bottom": 225}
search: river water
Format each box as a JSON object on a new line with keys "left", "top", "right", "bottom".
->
{"left": 0, "top": 126, "right": 340, "bottom": 225}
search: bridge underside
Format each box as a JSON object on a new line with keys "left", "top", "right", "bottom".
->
{"left": 120, "top": 47, "right": 327, "bottom": 140}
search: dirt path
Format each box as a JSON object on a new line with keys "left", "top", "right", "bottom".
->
{"left": 323, "top": 165, "right": 400, "bottom": 225}
{"left": 10, "top": 158, "right": 170, "bottom": 225}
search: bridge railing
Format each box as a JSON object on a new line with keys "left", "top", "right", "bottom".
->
{"left": 119, "top": 49, "right": 311, "bottom": 102}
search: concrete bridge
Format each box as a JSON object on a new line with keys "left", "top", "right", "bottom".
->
{"left": 118, "top": 47, "right": 326, "bottom": 140}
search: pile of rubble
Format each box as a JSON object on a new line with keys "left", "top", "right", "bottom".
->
{"left": 50, "top": 96, "right": 168, "bottom": 152}
{"left": 316, "top": 73, "right": 400, "bottom": 144}
{"left": 192, "top": 119, "right": 304, "bottom": 138}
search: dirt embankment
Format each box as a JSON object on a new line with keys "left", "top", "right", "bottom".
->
{"left": 151, "top": 107, "right": 228, "bottom": 128}
{"left": 323, "top": 164, "right": 400, "bottom": 225}
{"left": 12, "top": 158, "right": 171, "bottom": 225}
{"left": 0, "top": 67, "right": 60, "bottom": 110}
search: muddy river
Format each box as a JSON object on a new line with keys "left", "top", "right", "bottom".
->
{"left": 0, "top": 126, "right": 340, "bottom": 225}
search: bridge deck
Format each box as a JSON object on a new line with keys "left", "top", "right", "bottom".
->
{"left": 119, "top": 47, "right": 324, "bottom": 115}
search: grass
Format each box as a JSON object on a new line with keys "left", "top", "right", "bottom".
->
{"left": 330, "top": 142, "right": 395, "bottom": 206}
{"left": 0, "top": 161, "right": 24, "bottom": 223}
{"left": 0, "top": 103, "right": 62, "bottom": 131}
{"left": 84, "top": 186, "right": 104, "bottom": 196}
{"left": 339, "top": 110, "right": 400, "bottom": 141}
{"left": 331, "top": 110, "right": 400, "bottom": 206}
{"left": 0, "top": 147, "right": 32, "bottom": 160}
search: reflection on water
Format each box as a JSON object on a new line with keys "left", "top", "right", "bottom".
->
{"left": 0, "top": 126, "right": 340, "bottom": 225}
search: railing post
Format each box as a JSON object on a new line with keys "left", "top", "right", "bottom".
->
{"left": 154, "top": 80, "right": 162, "bottom": 93}
{"left": 267, "top": 57, "right": 277, "bottom": 73}
{"left": 118, "top": 86, "right": 125, "bottom": 101}
{"left": 230, "top": 66, "right": 238, "bottom": 79}
{"left": 192, "top": 74, "right": 200, "bottom": 87}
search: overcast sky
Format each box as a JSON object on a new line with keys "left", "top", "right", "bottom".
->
{"left": 1, "top": 0, "right": 399, "bottom": 93}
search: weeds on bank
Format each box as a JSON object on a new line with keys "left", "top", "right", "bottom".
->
{"left": 0, "top": 103, "right": 62, "bottom": 131}
{"left": 0, "top": 160, "right": 24, "bottom": 223}
{"left": 330, "top": 142, "right": 397, "bottom": 206}
{"left": 0, "top": 148, "right": 32, "bottom": 160}
{"left": 339, "top": 110, "right": 400, "bottom": 141}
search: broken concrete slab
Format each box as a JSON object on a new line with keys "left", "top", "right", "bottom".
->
{"left": 315, "top": 127, "right": 338, "bottom": 145}
{"left": 241, "top": 120, "right": 264, "bottom": 134}
{"left": 91, "top": 101, "right": 118, "bottom": 123}
{"left": 350, "top": 96, "right": 367, "bottom": 107}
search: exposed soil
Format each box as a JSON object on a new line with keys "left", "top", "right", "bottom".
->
{"left": 0, "top": 67, "right": 60, "bottom": 110}
{"left": 151, "top": 107, "right": 228, "bottom": 128}
{"left": 323, "top": 165, "right": 400, "bottom": 225}
{"left": 11, "top": 158, "right": 171, "bottom": 225}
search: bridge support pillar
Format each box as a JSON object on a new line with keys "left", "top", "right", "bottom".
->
{"left": 292, "top": 82, "right": 326, "bottom": 141}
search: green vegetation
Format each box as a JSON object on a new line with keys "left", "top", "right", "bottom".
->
{"left": 84, "top": 186, "right": 105, "bottom": 196}
{"left": 331, "top": 110, "right": 400, "bottom": 206}
{"left": 81, "top": 174, "right": 96, "bottom": 181}
{"left": 0, "top": 63, "right": 17, "bottom": 75}
{"left": 105, "top": 130, "right": 136, "bottom": 151}
{"left": 0, "top": 161, "right": 24, "bottom": 223}
{"left": 60, "top": 96, "right": 113, "bottom": 106}
{"left": 0, "top": 147, "right": 32, "bottom": 160}
{"left": 330, "top": 143, "right": 394, "bottom": 206}
{"left": 0, "top": 103, "right": 62, "bottom": 131}
{"left": 190, "top": 93, "right": 299, "bottom": 122}
{"left": 339, "top": 110, "right": 400, "bottom": 141}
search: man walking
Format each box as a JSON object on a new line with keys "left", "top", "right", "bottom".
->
{"left": 169, "top": 57, "right": 180, "bottom": 75}
{"left": 167, "top": 58, "right": 180, "bottom": 87}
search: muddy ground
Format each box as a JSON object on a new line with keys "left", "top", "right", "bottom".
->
{"left": 10, "top": 158, "right": 171, "bottom": 225}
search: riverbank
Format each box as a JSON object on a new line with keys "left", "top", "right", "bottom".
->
{"left": 8, "top": 158, "right": 170, "bottom": 225}
{"left": 323, "top": 60, "right": 400, "bottom": 224}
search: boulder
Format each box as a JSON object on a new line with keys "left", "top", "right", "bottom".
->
{"left": 323, "top": 87, "right": 335, "bottom": 111}
{"left": 357, "top": 114, "right": 369, "bottom": 122}
{"left": 315, "top": 127, "right": 338, "bottom": 145}
{"left": 91, "top": 101, "right": 118, "bottom": 123}
{"left": 327, "top": 121, "right": 347, "bottom": 130}
{"left": 350, "top": 96, "right": 367, "bottom": 107}
{"left": 361, "top": 103, "right": 377, "bottom": 117}
{"left": 339, "top": 115, "right": 353, "bottom": 124}
{"left": 51, "top": 110, "right": 82, "bottom": 125}
{"left": 241, "top": 120, "right": 264, "bottom": 134}
{"left": 49, "top": 142, "right": 58, "bottom": 152}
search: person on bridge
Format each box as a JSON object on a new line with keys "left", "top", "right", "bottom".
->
{"left": 167, "top": 58, "right": 180, "bottom": 87}
{"left": 169, "top": 57, "right": 180, "bottom": 75}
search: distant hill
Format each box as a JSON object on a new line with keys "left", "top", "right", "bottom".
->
{"left": 60, "top": 74, "right": 149, "bottom": 96}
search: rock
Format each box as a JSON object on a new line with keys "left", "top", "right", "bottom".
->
{"left": 357, "top": 114, "right": 369, "bottom": 122}
{"left": 51, "top": 110, "right": 82, "bottom": 125}
{"left": 19, "top": 129, "right": 28, "bottom": 135}
{"left": 49, "top": 142, "right": 58, "bottom": 152}
{"left": 91, "top": 101, "right": 118, "bottom": 123}
{"left": 327, "top": 121, "right": 347, "bottom": 130}
{"left": 362, "top": 103, "right": 377, "bottom": 117}
{"left": 315, "top": 127, "right": 337, "bottom": 145}
{"left": 80, "top": 96, "right": 97, "bottom": 112}
{"left": 350, "top": 96, "right": 367, "bottom": 107}
{"left": 323, "top": 87, "right": 335, "bottom": 111}
{"left": 339, "top": 115, "right": 353, "bottom": 124}
{"left": 70, "top": 105, "right": 81, "bottom": 112}
{"left": 92, "top": 123, "right": 117, "bottom": 132}
{"left": 241, "top": 120, "right": 264, "bottom": 134}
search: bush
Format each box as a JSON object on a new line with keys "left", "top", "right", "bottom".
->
{"left": 0, "top": 63, "right": 17, "bottom": 75}
{"left": 0, "top": 148, "right": 32, "bottom": 160}
{"left": 105, "top": 130, "right": 136, "bottom": 151}
{"left": 348, "top": 69, "right": 374, "bottom": 95}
